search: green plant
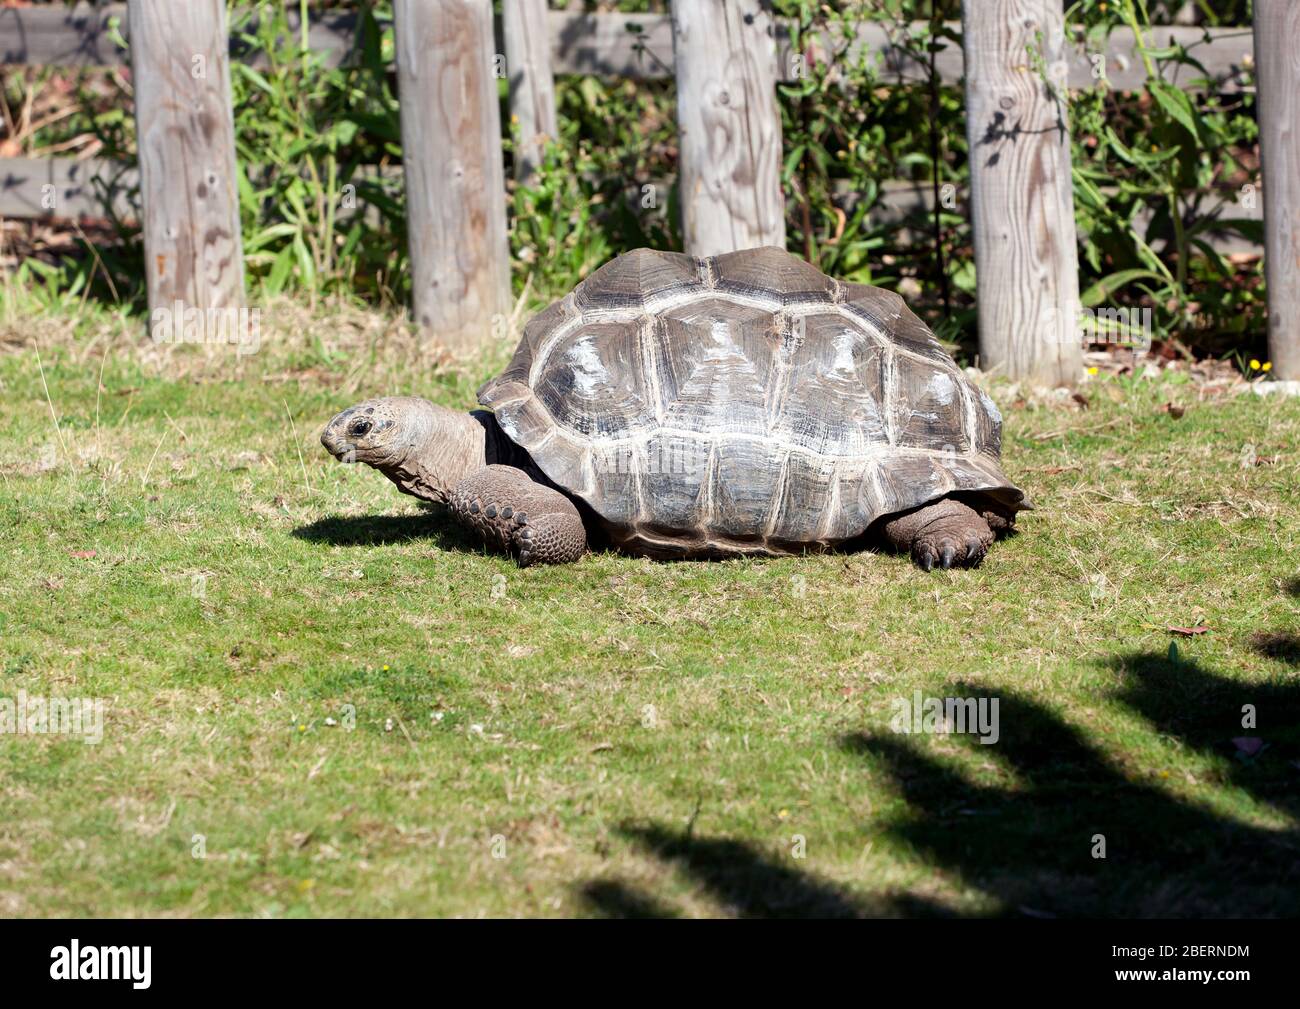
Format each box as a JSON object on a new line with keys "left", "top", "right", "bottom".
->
{"left": 227, "top": 1, "right": 407, "bottom": 305}
{"left": 1067, "top": 0, "right": 1264, "bottom": 356}
{"left": 508, "top": 68, "right": 680, "bottom": 301}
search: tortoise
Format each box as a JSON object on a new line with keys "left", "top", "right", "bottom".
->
{"left": 320, "top": 246, "right": 1028, "bottom": 569}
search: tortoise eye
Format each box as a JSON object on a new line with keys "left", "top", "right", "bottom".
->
{"left": 348, "top": 418, "right": 373, "bottom": 438}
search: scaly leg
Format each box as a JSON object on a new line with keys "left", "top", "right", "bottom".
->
{"left": 449, "top": 465, "right": 587, "bottom": 567}
{"left": 881, "top": 496, "right": 1002, "bottom": 570}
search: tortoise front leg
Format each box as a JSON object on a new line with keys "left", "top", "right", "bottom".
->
{"left": 449, "top": 464, "right": 587, "bottom": 567}
{"left": 880, "top": 496, "right": 998, "bottom": 570}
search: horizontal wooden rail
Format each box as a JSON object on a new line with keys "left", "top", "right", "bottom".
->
{"left": 0, "top": 4, "right": 1257, "bottom": 92}
{"left": 0, "top": 2, "right": 359, "bottom": 69}
{"left": 0, "top": 156, "right": 1263, "bottom": 257}
{"left": 0, "top": 156, "right": 137, "bottom": 219}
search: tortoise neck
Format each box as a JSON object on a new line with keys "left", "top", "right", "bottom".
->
{"left": 379, "top": 406, "right": 496, "bottom": 504}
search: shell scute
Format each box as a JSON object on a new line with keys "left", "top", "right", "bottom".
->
{"left": 534, "top": 321, "right": 655, "bottom": 440}
{"left": 710, "top": 439, "right": 787, "bottom": 540}
{"left": 765, "top": 453, "right": 837, "bottom": 545}
{"left": 712, "top": 246, "right": 838, "bottom": 304}
{"left": 573, "top": 248, "right": 703, "bottom": 313}
{"left": 840, "top": 282, "right": 952, "bottom": 366}
{"left": 773, "top": 312, "right": 888, "bottom": 456}
{"left": 892, "top": 358, "right": 971, "bottom": 454}
{"left": 637, "top": 433, "right": 712, "bottom": 540}
{"left": 655, "top": 298, "right": 775, "bottom": 436}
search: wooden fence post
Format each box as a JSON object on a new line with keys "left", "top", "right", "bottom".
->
{"left": 670, "top": 0, "right": 785, "bottom": 257}
{"left": 961, "top": 0, "right": 1081, "bottom": 385}
{"left": 503, "top": 0, "right": 557, "bottom": 184}
{"left": 1252, "top": 0, "right": 1300, "bottom": 381}
{"left": 393, "top": 0, "right": 511, "bottom": 352}
{"left": 127, "top": 0, "right": 244, "bottom": 315}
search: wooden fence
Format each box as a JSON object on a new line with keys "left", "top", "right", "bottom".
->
{"left": 1, "top": 1, "right": 1295, "bottom": 383}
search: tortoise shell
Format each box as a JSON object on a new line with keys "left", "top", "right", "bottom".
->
{"left": 478, "top": 246, "right": 1026, "bottom": 557}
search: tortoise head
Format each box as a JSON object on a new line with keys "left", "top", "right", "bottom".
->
{"left": 320, "top": 397, "right": 487, "bottom": 504}
{"left": 320, "top": 396, "right": 441, "bottom": 469}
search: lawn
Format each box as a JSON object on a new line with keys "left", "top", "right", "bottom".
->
{"left": 1, "top": 301, "right": 1297, "bottom": 918}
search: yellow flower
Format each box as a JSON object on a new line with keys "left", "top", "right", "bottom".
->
{"left": 382, "top": 664, "right": 390, "bottom": 671}
{"left": 1262, "top": 361, "right": 1272, "bottom": 372}
{"left": 298, "top": 724, "right": 307, "bottom": 732}
{"left": 1249, "top": 359, "right": 1261, "bottom": 370}
{"left": 1087, "top": 366, "right": 1099, "bottom": 375}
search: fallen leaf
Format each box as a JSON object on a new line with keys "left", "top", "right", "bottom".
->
{"left": 1158, "top": 401, "right": 1186, "bottom": 419}
{"left": 68, "top": 550, "right": 97, "bottom": 559}
{"left": 1167, "top": 624, "right": 1210, "bottom": 636}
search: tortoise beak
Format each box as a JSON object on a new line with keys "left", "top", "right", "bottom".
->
{"left": 320, "top": 408, "right": 357, "bottom": 461}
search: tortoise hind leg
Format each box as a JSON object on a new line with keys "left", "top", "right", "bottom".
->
{"left": 880, "top": 496, "right": 996, "bottom": 570}
{"left": 449, "top": 464, "right": 587, "bottom": 567}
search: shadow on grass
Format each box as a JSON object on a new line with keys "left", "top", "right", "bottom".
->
{"left": 1250, "top": 632, "right": 1300, "bottom": 665}
{"left": 578, "top": 879, "right": 682, "bottom": 919}
{"left": 842, "top": 654, "right": 1300, "bottom": 917}
{"left": 291, "top": 508, "right": 478, "bottom": 552}
{"left": 576, "top": 823, "right": 950, "bottom": 919}
{"left": 584, "top": 651, "right": 1299, "bottom": 918}
{"left": 1247, "top": 572, "right": 1300, "bottom": 665}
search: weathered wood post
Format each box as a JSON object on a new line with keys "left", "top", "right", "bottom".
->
{"left": 670, "top": 0, "right": 785, "bottom": 257}
{"left": 392, "top": 0, "right": 511, "bottom": 351}
{"left": 127, "top": 0, "right": 244, "bottom": 315}
{"left": 961, "top": 0, "right": 1082, "bottom": 385}
{"left": 503, "top": 0, "right": 557, "bottom": 184}
{"left": 1252, "top": 1, "right": 1300, "bottom": 381}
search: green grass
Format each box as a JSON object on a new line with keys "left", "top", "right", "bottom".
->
{"left": 1, "top": 302, "right": 1297, "bottom": 918}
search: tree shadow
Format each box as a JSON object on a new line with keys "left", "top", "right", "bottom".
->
{"left": 291, "top": 508, "right": 478, "bottom": 553}
{"left": 1247, "top": 572, "right": 1300, "bottom": 665}
{"left": 575, "top": 822, "right": 952, "bottom": 919}
{"left": 578, "top": 879, "right": 681, "bottom": 920}
{"left": 843, "top": 657, "right": 1300, "bottom": 917}
{"left": 577, "top": 648, "right": 1298, "bottom": 917}
{"left": 1111, "top": 651, "right": 1300, "bottom": 819}
{"left": 1252, "top": 632, "right": 1300, "bottom": 665}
